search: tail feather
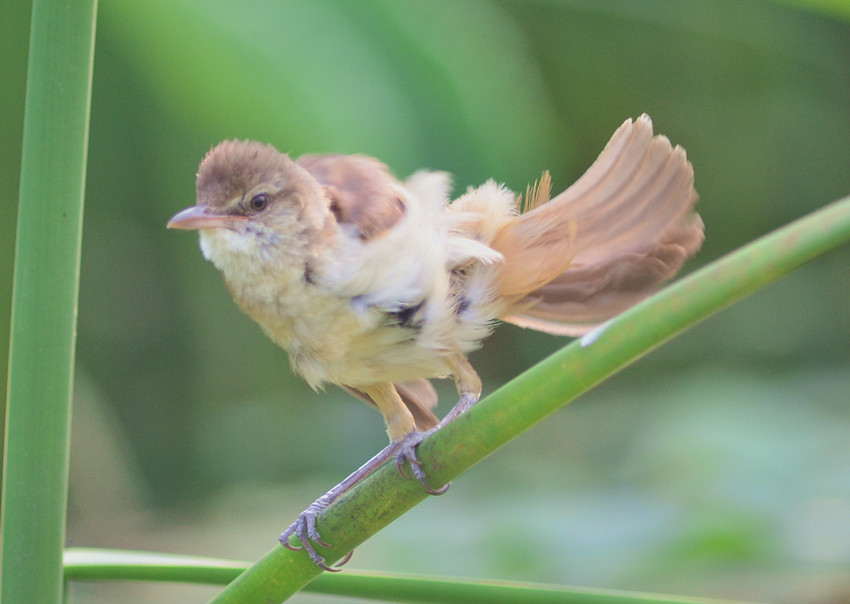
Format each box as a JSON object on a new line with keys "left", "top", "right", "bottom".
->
{"left": 495, "top": 114, "right": 703, "bottom": 335}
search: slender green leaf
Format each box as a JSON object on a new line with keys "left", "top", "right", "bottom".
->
{"left": 64, "top": 548, "right": 746, "bottom": 603}
{"left": 1, "top": 0, "right": 97, "bottom": 601}
{"left": 0, "top": 0, "right": 33, "bottom": 470}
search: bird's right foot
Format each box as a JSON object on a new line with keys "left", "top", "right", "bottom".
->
{"left": 391, "top": 429, "right": 451, "bottom": 495}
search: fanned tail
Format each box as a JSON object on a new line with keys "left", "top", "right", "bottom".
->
{"left": 493, "top": 114, "right": 704, "bottom": 335}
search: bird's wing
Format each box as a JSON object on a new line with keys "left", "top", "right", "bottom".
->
{"left": 296, "top": 154, "right": 406, "bottom": 239}
{"left": 497, "top": 114, "right": 704, "bottom": 335}
{"left": 299, "top": 154, "right": 457, "bottom": 315}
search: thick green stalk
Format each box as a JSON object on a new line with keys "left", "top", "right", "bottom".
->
{"left": 1, "top": 0, "right": 97, "bottom": 601}
{"left": 209, "top": 195, "right": 850, "bottom": 603}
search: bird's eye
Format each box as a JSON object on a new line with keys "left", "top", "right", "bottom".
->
{"left": 249, "top": 193, "right": 268, "bottom": 212}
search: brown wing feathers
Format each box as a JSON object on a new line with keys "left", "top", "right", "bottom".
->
{"left": 297, "top": 154, "right": 406, "bottom": 239}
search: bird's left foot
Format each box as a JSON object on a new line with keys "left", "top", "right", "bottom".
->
{"left": 392, "top": 429, "right": 450, "bottom": 495}
{"left": 278, "top": 430, "right": 448, "bottom": 571}
{"left": 279, "top": 496, "right": 353, "bottom": 572}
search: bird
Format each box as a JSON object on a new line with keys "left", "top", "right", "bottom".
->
{"left": 167, "top": 114, "right": 703, "bottom": 570}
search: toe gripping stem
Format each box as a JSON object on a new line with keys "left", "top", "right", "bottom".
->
{"left": 279, "top": 492, "right": 352, "bottom": 571}
{"left": 392, "top": 429, "right": 450, "bottom": 495}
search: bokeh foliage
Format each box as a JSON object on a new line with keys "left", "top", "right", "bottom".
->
{"left": 2, "top": 1, "right": 849, "bottom": 602}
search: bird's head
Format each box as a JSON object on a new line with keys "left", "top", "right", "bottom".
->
{"left": 168, "top": 140, "right": 330, "bottom": 266}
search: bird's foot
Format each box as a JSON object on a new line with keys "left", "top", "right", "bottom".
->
{"left": 278, "top": 441, "right": 402, "bottom": 570}
{"left": 392, "top": 429, "right": 450, "bottom": 495}
{"left": 279, "top": 495, "right": 353, "bottom": 572}
{"left": 278, "top": 428, "right": 450, "bottom": 570}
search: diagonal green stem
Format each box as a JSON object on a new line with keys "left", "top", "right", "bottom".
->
{"left": 1, "top": 0, "right": 98, "bottom": 601}
{"left": 207, "top": 195, "right": 850, "bottom": 603}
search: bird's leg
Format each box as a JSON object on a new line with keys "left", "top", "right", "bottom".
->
{"left": 356, "top": 383, "right": 447, "bottom": 493}
{"left": 279, "top": 440, "right": 400, "bottom": 570}
{"left": 392, "top": 354, "right": 482, "bottom": 491}
{"left": 438, "top": 353, "right": 483, "bottom": 425}
{"left": 280, "top": 382, "right": 418, "bottom": 569}
{"left": 281, "top": 363, "right": 482, "bottom": 569}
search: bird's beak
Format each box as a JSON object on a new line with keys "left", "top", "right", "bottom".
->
{"left": 167, "top": 205, "right": 245, "bottom": 230}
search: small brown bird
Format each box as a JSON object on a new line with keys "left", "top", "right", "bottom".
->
{"left": 168, "top": 114, "right": 703, "bottom": 569}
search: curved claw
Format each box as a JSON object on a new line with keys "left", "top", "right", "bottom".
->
{"left": 392, "top": 431, "right": 451, "bottom": 496}
{"left": 282, "top": 540, "right": 302, "bottom": 551}
{"left": 336, "top": 549, "right": 354, "bottom": 567}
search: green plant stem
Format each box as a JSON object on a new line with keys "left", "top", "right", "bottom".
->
{"left": 1, "top": 0, "right": 97, "bottom": 601}
{"left": 206, "top": 194, "right": 850, "bottom": 603}
{"left": 0, "top": 1, "right": 34, "bottom": 488}
{"left": 63, "top": 548, "right": 745, "bottom": 604}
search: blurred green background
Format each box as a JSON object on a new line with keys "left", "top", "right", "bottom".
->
{"left": 3, "top": 1, "right": 850, "bottom": 602}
